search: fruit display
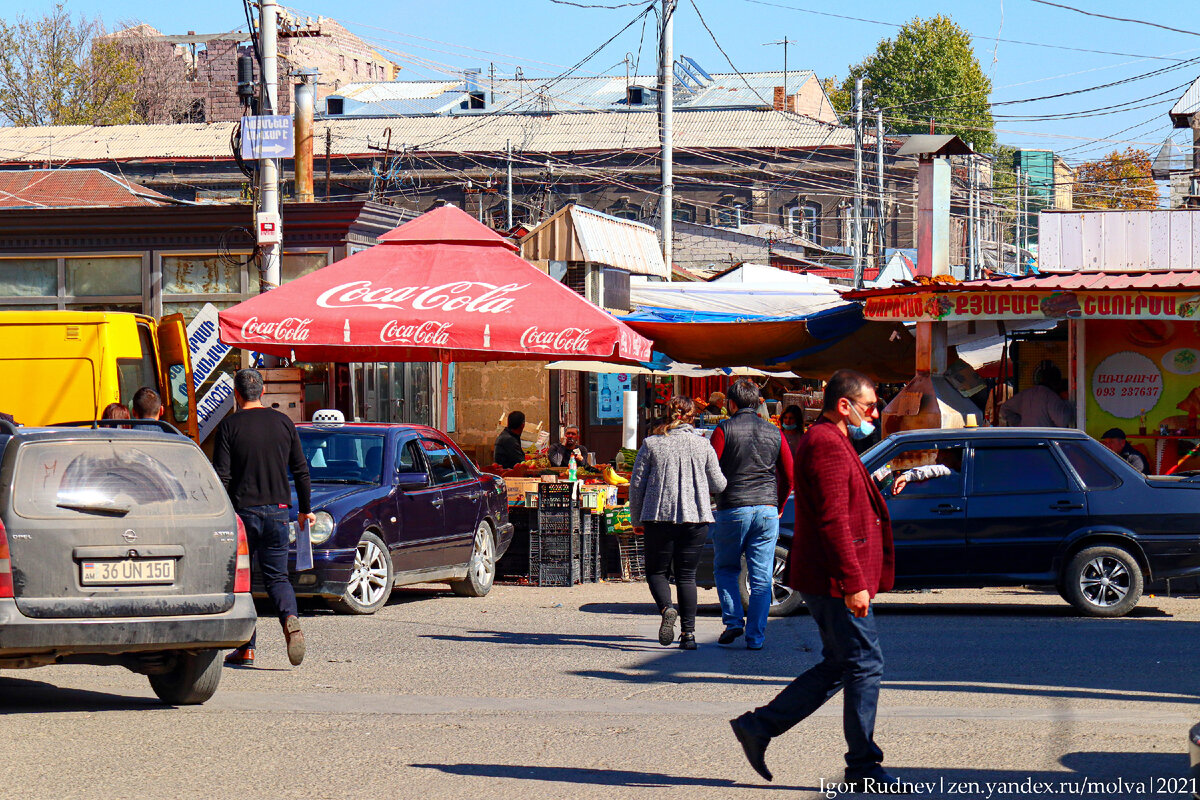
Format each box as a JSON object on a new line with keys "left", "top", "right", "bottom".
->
{"left": 602, "top": 466, "right": 628, "bottom": 486}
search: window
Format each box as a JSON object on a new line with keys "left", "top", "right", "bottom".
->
{"left": 716, "top": 203, "right": 745, "bottom": 228}
{"left": 462, "top": 91, "right": 486, "bottom": 110}
{"left": 787, "top": 204, "right": 819, "bottom": 240}
{"left": 162, "top": 255, "right": 240, "bottom": 295}
{"left": 117, "top": 323, "right": 160, "bottom": 408}
{"left": 970, "top": 446, "right": 1069, "bottom": 495}
{"left": 872, "top": 445, "right": 964, "bottom": 498}
{"left": 0, "top": 258, "right": 56, "bottom": 297}
{"left": 421, "top": 438, "right": 470, "bottom": 485}
{"left": 1057, "top": 442, "right": 1120, "bottom": 490}
{"left": 339, "top": 55, "right": 345, "bottom": 70}
{"left": 672, "top": 204, "right": 696, "bottom": 223}
{"left": 299, "top": 431, "right": 386, "bottom": 483}
{"left": 396, "top": 439, "right": 422, "bottom": 472}
{"left": 607, "top": 199, "right": 639, "bottom": 220}
{"left": 66, "top": 256, "right": 141, "bottom": 297}
{"left": 281, "top": 252, "right": 329, "bottom": 283}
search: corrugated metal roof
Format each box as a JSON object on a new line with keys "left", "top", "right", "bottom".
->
{"left": 0, "top": 168, "right": 171, "bottom": 208}
{"left": 1170, "top": 75, "right": 1200, "bottom": 128}
{"left": 570, "top": 205, "right": 668, "bottom": 278}
{"left": 330, "top": 71, "right": 828, "bottom": 118}
{"left": 847, "top": 270, "right": 1200, "bottom": 298}
{"left": 0, "top": 109, "right": 853, "bottom": 163}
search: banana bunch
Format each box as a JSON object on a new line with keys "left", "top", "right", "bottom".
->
{"left": 602, "top": 466, "right": 629, "bottom": 486}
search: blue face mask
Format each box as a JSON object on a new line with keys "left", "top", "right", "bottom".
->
{"left": 848, "top": 404, "right": 876, "bottom": 440}
{"left": 781, "top": 423, "right": 797, "bottom": 431}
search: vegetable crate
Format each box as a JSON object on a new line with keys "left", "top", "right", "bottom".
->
{"left": 580, "top": 513, "right": 602, "bottom": 583}
{"left": 538, "top": 481, "right": 579, "bottom": 510}
{"left": 529, "top": 529, "right": 581, "bottom": 587}
{"left": 615, "top": 531, "right": 645, "bottom": 582}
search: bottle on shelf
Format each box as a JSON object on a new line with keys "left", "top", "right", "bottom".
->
{"left": 568, "top": 453, "right": 578, "bottom": 482}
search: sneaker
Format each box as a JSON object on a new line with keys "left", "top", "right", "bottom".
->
{"left": 283, "top": 616, "right": 305, "bottom": 666}
{"left": 658, "top": 607, "right": 678, "bottom": 646}
{"left": 718, "top": 627, "right": 744, "bottom": 645}
{"left": 224, "top": 646, "right": 254, "bottom": 666}
{"left": 679, "top": 633, "right": 697, "bottom": 650}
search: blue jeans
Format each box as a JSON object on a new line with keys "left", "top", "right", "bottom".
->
{"left": 712, "top": 505, "right": 779, "bottom": 647}
{"left": 238, "top": 504, "right": 298, "bottom": 648}
{"left": 743, "top": 593, "right": 885, "bottom": 772}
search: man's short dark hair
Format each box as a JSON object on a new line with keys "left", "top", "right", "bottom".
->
{"left": 507, "top": 410, "right": 526, "bottom": 430}
{"left": 235, "top": 368, "right": 264, "bottom": 402}
{"left": 1101, "top": 427, "right": 1127, "bottom": 441}
{"left": 823, "top": 369, "right": 875, "bottom": 412}
{"left": 726, "top": 379, "right": 760, "bottom": 411}
{"left": 132, "top": 386, "right": 162, "bottom": 418}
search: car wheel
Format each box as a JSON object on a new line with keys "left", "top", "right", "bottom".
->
{"left": 450, "top": 521, "right": 496, "bottom": 598}
{"left": 739, "top": 544, "right": 804, "bottom": 617}
{"left": 1063, "top": 544, "right": 1144, "bottom": 618}
{"left": 327, "top": 531, "right": 394, "bottom": 615}
{"left": 148, "top": 649, "right": 222, "bottom": 705}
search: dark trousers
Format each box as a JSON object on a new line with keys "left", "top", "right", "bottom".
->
{"left": 238, "top": 504, "right": 298, "bottom": 648}
{"left": 642, "top": 521, "right": 708, "bottom": 633}
{"left": 744, "top": 593, "right": 885, "bottom": 772}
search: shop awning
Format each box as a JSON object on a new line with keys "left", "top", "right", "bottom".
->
{"left": 218, "top": 205, "right": 653, "bottom": 364}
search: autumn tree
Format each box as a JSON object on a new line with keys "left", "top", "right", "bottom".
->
{"left": 825, "top": 15, "right": 995, "bottom": 153}
{"left": 0, "top": 4, "right": 140, "bottom": 126}
{"left": 110, "top": 23, "right": 200, "bottom": 124}
{"left": 1072, "top": 148, "right": 1158, "bottom": 210}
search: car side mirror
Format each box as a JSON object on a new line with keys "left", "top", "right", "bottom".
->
{"left": 395, "top": 471, "right": 430, "bottom": 490}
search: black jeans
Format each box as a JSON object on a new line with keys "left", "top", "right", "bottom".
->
{"left": 743, "top": 593, "right": 886, "bottom": 772}
{"left": 238, "top": 504, "right": 298, "bottom": 647}
{"left": 642, "top": 521, "right": 708, "bottom": 633}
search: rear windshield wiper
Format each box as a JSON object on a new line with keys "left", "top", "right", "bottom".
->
{"left": 56, "top": 502, "right": 131, "bottom": 517}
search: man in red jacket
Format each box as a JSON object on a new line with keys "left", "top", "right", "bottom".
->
{"left": 729, "top": 369, "right": 900, "bottom": 792}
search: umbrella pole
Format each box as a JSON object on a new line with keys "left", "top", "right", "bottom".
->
{"left": 440, "top": 352, "right": 451, "bottom": 432}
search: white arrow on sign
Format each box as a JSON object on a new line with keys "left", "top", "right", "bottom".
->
{"left": 260, "top": 143, "right": 287, "bottom": 155}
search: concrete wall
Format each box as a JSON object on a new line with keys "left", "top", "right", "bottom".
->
{"left": 669, "top": 220, "right": 814, "bottom": 275}
{"left": 453, "top": 361, "right": 550, "bottom": 466}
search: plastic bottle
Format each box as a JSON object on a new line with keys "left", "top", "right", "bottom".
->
{"left": 568, "top": 453, "right": 578, "bottom": 482}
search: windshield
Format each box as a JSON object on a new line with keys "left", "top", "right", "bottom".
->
{"left": 299, "top": 430, "right": 385, "bottom": 484}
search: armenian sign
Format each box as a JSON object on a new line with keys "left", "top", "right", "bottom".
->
{"left": 863, "top": 291, "right": 1200, "bottom": 322}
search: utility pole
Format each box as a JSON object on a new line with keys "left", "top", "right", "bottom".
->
{"left": 293, "top": 68, "right": 316, "bottom": 203}
{"left": 853, "top": 77, "right": 864, "bottom": 289}
{"left": 967, "top": 156, "right": 975, "bottom": 280}
{"left": 506, "top": 140, "right": 513, "bottom": 230}
{"left": 762, "top": 36, "right": 794, "bottom": 99}
{"left": 875, "top": 108, "right": 885, "bottom": 270}
{"left": 659, "top": 0, "right": 676, "bottom": 267}
{"left": 258, "top": 0, "right": 281, "bottom": 295}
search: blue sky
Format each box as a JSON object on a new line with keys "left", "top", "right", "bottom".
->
{"left": 1, "top": 0, "right": 1196, "bottom": 164}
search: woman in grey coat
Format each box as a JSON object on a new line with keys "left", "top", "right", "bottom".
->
{"left": 629, "top": 396, "right": 727, "bottom": 650}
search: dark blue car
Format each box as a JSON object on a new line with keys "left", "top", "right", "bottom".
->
{"left": 264, "top": 421, "right": 513, "bottom": 614}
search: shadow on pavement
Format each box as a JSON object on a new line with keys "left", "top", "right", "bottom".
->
{"left": 0, "top": 676, "right": 162, "bottom": 713}
{"left": 409, "top": 762, "right": 809, "bottom": 791}
{"left": 423, "top": 630, "right": 665, "bottom": 653}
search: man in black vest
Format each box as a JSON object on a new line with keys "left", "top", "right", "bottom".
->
{"left": 710, "top": 379, "right": 794, "bottom": 649}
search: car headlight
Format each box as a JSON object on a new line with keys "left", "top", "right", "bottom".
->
{"left": 309, "top": 511, "right": 335, "bottom": 545}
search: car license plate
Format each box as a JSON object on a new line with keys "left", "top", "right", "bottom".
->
{"left": 81, "top": 558, "right": 175, "bottom": 586}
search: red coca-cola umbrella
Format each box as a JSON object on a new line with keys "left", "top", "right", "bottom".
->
{"left": 218, "top": 205, "right": 652, "bottom": 427}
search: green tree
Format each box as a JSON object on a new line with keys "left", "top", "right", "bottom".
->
{"left": 0, "top": 4, "right": 140, "bottom": 126}
{"left": 1073, "top": 148, "right": 1158, "bottom": 210}
{"left": 832, "top": 14, "right": 995, "bottom": 153}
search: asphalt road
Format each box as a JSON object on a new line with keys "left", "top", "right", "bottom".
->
{"left": 2, "top": 583, "right": 1197, "bottom": 800}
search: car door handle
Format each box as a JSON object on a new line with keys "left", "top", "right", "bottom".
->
{"left": 1050, "top": 500, "right": 1084, "bottom": 510}
{"left": 931, "top": 503, "right": 963, "bottom": 514}
{"left": 431, "top": 498, "right": 443, "bottom": 508}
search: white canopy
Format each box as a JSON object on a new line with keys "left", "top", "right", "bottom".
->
{"left": 630, "top": 264, "right": 845, "bottom": 318}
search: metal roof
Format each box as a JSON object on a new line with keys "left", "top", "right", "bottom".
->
{"left": 328, "top": 70, "right": 832, "bottom": 120}
{"left": 0, "top": 168, "right": 172, "bottom": 208}
{"left": 569, "top": 205, "right": 668, "bottom": 278}
{"left": 0, "top": 109, "right": 854, "bottom": 164}
{"left": 846, "top": 270, "right": 1200, "bottom": 298}
{"left": 1170, "top": 75, "right": 1200, "bottom": 128}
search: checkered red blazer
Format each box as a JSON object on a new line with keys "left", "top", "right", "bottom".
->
{"left": 786, "top": 417, "right": 895, "bottom": 598}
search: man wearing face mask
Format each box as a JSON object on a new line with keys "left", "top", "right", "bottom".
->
{"left": 729, "top": 369, "right": 900, "bottom": 793}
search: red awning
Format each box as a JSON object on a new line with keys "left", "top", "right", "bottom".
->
{"left": 218, "top": 206, "right": 652, "bottom": 364}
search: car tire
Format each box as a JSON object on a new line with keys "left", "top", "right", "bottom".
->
{"left": 739, "top": 544, "right": 804, "bottom": 617}
{"left": 148, "top": 649, "right": 222, "bottom": 705}
{"left": 327, "top": 531, "right": 394, "bottom": 615}
{"left": 450, "top": 521, "right": 496, "bottom": 598}
{"left": 1062, "top": 544, "right": 1144, "bottom": 618}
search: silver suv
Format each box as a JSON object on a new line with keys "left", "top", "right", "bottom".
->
{"left": 0, "top": 420, "right": 255, "bottom": 704}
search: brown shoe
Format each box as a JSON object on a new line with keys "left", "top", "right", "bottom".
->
{"left": 283, "top": 616, "right": 305, "bottom": 666}
{"left": 224, "top": 646, "right": 255, "bottom": 666}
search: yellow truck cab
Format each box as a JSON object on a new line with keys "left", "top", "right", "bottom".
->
{"left": 0, "top": 311, "right": 198, "bottom": 440}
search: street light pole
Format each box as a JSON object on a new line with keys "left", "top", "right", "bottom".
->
{"left": 258, "top": 0, "right": 281, "bottom": 295}
{"left": 659, "top": 0, "right": 676, "bottom": 268}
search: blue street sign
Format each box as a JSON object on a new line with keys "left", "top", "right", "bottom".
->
{"left": 240, "top": 115, "right": 295, "bottom": 159}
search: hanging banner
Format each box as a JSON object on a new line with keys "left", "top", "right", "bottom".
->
{"left": 862, "top": 291, "right": 1200, "bottom": 322}
{"left": 187, "top": 303, "right": 232, "bottom": 391}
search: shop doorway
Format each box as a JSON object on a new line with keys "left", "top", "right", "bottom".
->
{"left": 351, "top": 362, "right": 434, "bottom": 425}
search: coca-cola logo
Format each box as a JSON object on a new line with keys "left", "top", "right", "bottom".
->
{"left": 240, "top": 316, "right": 312, "bottom": 342}
{"left": 520, "top": 326, "right": 593, "bottom": 353}
{"left": 380, "top": 320, "right": 453, "bottom": 345}
{"left": 316, "top": 280, "right": 526, "bottom": 313}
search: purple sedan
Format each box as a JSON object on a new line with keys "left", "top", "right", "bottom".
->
{"left": 266, "top": 422, "right": 512, "bottom": 614}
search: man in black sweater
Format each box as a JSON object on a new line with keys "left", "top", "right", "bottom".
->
{"left": 213, "top": 368, "right": 314, "bottom": 667}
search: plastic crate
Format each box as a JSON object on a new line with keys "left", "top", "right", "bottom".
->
{"left": 580, "top": 514, "right": 602, "bottom": 583}
{"left": 615, "top": 532, "right": 645, "bottom": 581}
{"left": 533, "top": 560, "right": 581, "bottom": 587}
{"left": 529, "top": 529, "right": 581, "bottom": 587}
{"left": 538, "top": 481, "right": 579, "bottom": 510}
{"left": 536, "top": 507, "right": 580, "bottom": 536}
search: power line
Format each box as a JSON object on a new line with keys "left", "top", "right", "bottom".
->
{"left": 1028, "top": 0, "right": 1200, "bottom": 38}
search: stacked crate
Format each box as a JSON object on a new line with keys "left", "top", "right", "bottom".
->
{"left": 529, "top": 483, "right": 581, "bottom": 587}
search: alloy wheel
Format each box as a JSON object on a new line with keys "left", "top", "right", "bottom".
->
{"left": 469, "top": 522, "right": 496, "bottom": 590}
{"left": 348, "top": 538, "right": 390, "bottom": 608}
{"left": 1078, "top": 555, "right": 1130, "bottom": 608}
